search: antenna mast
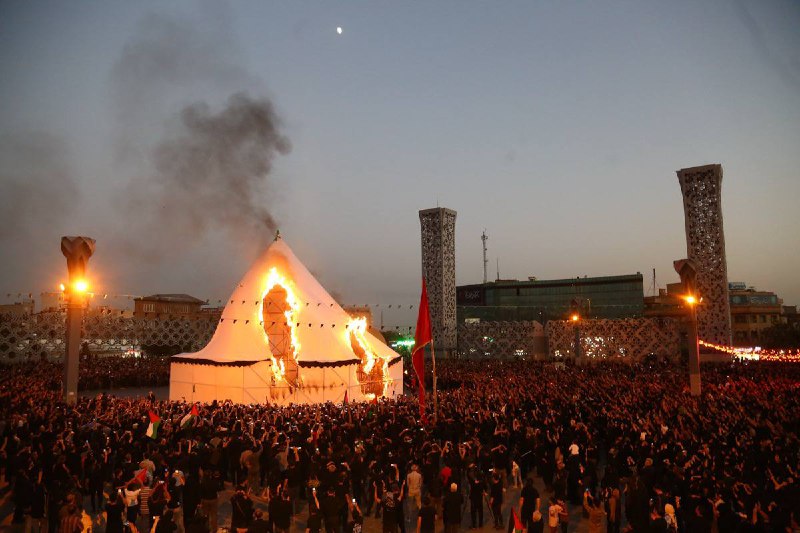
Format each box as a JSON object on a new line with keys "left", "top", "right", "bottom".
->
{"left": 496, "top": 258, "right": 500, "bottom": 282}
{"left": 481, "top": 230, "right": 488, "bottom": 284}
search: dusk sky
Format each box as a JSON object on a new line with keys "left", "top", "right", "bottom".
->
{"left": 1, "top": 1, "right": 799, "bottom": 328}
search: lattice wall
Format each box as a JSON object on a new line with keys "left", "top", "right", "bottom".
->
{"left": 546, "top": 317, "right": 680, "bottom": 360}
{"left": 458, "top": 321, "right": 545, "bottom": 358}
{"left": 0, "top": 312, "right": 215, "bottom": 362}
{"left": 677, "top": 164, "right": 732, "bottom": 345}
{"left": 419, "top": 208, "right": 457, "bottom": 352}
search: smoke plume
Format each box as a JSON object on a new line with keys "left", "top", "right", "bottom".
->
{"left": 136, "top": 92, "right": 290, "bottom": 243}
{"left": 0, "top": 132, "right": 79, "bottom": 290}
{"left": 110, "top": 9, "right": 290, "bottom": 260}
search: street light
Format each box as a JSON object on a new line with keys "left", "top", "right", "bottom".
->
{"left": 674, "top": 259, "right": 701, "bottom": 397}
{"left": 683, "top": 293, "right": 701, "bottom": 397}
{"left": 571, "top": 313, "right": 581, "bottom": 362}
{"left": 61, "top": 236, "right": 95, "bottom": 405}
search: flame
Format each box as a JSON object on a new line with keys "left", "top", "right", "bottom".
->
{"left": 259, "top": 267, "right": 301, "bottom": 384}
{"left": 347, "top": 317, "right": 393, "bottom": 396}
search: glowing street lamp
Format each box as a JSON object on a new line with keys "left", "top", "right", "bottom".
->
{"left": 571, "top": 313, "right": 581, "bottom": 361}
{"left": 61, "top": 236, "right": 95, "bottom": 405}
{"left": 73, "top": 279, "right": 89, "bottom": 293}
{"left": 682, "top": 293, "right": 701, "bottom": 396}
{"left": 674, "top": 259, "right": 701, "bottom": 397}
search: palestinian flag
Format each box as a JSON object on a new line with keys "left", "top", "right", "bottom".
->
{"left": 508, "top": 507, "right": 524, "bottom": 533}
{"left": 146, "top": 410, "right": 161, "bottom": 439}
{"left": 180, "top": 404, "right": 199, "bottom": 429}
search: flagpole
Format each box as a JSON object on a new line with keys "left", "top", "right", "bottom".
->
{"left": 431, "top": 344, "right": 438, "bottom": 423}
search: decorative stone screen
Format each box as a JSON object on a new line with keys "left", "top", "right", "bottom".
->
{"left": 677, "top": 164, "right": 732, "bottom": 345}
{"left": 457, "top": 321, "right": 545, "bottom": 358}
{"left": 0, "top": 312, "right": 216, "bottom": 362}
{"left": 546, "top": 317, "right": 680, "bottom": 360}
{"left": 419, "top": 208, "right": 457, "bottom": 352}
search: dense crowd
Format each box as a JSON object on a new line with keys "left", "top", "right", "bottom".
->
{"left": 1, "top": 357, "right": 799, "bottom": 533}
{"left": 0, "top": 356, "right": 171, "bottom": 392}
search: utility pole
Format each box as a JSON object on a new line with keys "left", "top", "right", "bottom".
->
{"left": 481, "top": 230, "right": 488, "bottom": 284}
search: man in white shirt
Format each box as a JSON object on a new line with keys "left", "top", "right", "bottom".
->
{"left": 406, "top": 464, "right": 423, "bottom": 509}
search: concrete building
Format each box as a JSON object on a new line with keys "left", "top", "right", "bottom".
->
{"left": 133, "top": 294, "right": 207, "bottom": 319}
{"left": 458, "top": 273, "right": 644, "bottom": 324}
{"left": 729, "top": 284, "right": 783, "bottom": 346}
{"left": 419, "top": 207, "right": 457, "bottom": 354}
{"left": 0, "top": 300, "right": 34, "bottom": 316}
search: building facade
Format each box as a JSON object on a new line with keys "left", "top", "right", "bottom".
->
{"left": 457, "top": 273, "right": 644, "bottom": 324}
{"left": 729, "top": 285, "right": 783, "bottom": 346}
{"left": 419, "top": 207, "right": 457, "bottom": 353}
{"left": 133, "top": 294, "right": 207, "bottom": 319}
{"left": 676, "top": 164, "right": 732, "bottom": 345}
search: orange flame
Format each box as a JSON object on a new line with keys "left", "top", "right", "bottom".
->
{"left": 347, "top": 317, "right": 393, "bottom": 396}
{"left": 259, "top": 268, "right": 301, "bottom": 384}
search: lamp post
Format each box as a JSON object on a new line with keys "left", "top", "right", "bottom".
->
{"left": 61, "top": 236, "right": 95, "bottom": 405}
{"left": 571, "top": 313, "right": 581, "bottom": 363}
{"left": 674, "top": 259, "right": 700, "bottom": 397}
{"left": 684, "top": 295, "right": 701, "bottom": 396}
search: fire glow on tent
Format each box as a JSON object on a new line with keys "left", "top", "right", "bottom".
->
{"left": 170, "top": 234, "right": 403, "bottom": 405}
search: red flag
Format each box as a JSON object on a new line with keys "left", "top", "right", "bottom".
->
{"left": 412, "top": 277, "right": 433, "bottom": 422}
{"left": 509, "top": 507, "right": 524, "bottom": 533}
{"left": 343, "top": 390, "right": 349, "bottom": 405}
{"left": 133, "top": 468, "right": 147, "bottom": 485}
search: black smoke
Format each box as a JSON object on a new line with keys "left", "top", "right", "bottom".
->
{"left": 109, "top": 9, "right": 291, "bottom": 260}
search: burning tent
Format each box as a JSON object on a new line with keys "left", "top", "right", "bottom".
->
{"left": 169, "top": 234, "right": 403, "bottom": 404}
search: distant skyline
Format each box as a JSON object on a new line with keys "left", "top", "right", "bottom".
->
{"left": 1, "top": 1, "right": 799, "bottom": 328}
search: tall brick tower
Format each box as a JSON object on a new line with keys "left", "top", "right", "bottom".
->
{"left": 419, "top": 208, "right": 457, "bottom": 354}
{"left": 676, "top": 164, "right": 732, "bottom": 346}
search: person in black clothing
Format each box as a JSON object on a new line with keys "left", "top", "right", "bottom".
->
{"left": 381, "top": 483, "right": 400, "bottom": 533}
{"left": 489, "top": 472, "right": 504, "bottom": 529}
{"left": 271, "top": 489, "right": 293, "bottom": 533}
{"left": 305, "top": 504, "right": 323, "bottom": 533}
{"left": 347, "top": 504, "right": 364, "bottom": 533}
{"left": 247, "top": 509, "right": 270, "bottom": 533}
{"left": 417, "top": 496, "right": 436, "bottom": 533}
{"left": 155, "top": 509, "right": 178, "bottom": 533}
{"left": 11, "top": 468, "right": 33, "bottom": 524}
{"left": 443, "top": 483, "right": 463, "bottom": 533}
{"left": 469, "top": 472, "right": 486, "bottom": 529}
{"left": 320, "top": 485, "right": 342, "bottom": 533}
{"left": 105, "top": 492, "right": 126, "bottom": 533}
{"left": 519, "top": 477, "right": 540, "bottom": 533}
{"left": 230, "top": 485, "right": 254, "bottom": 532}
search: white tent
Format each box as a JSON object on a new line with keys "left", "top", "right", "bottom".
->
{"left": 170, "top": 235, "right": 403, "bottom": 405}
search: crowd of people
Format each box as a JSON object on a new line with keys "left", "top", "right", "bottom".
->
{"left": 3, "top": 355, "right": 171, "bottom": 392}
{"left": 1, "top": 356, "right": 798, "bottom": 532}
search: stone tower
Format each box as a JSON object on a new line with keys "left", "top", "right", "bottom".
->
{"left": 419, "top": 208, "right": 457, "bottom": 354}
{"left": 676, "top": 164, "right": 732, "bottom": 346}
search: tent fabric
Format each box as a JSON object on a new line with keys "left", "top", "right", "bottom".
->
{"left": 170, "top": 359, "right": 403, "bottom": 405}
{"left": 172, "top": 237, "right": 398, "bottom": 365}
{"left": 170, "top": 236, "right": 402, "bottom": 404}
